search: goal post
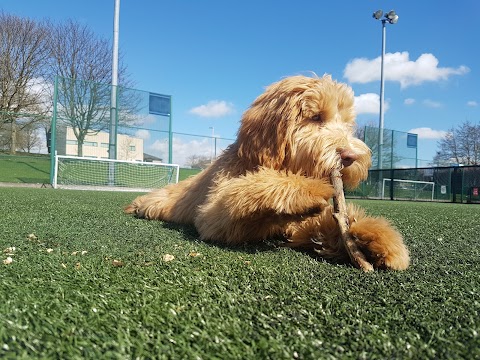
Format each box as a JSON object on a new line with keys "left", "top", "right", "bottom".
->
{"left": 382, "top": 178, "right": 435, "bottom": 201}
{"left": 53, "top": 155, "right": 179, "bottom": 192}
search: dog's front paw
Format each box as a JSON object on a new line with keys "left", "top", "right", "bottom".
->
{"left": 303, "top": 178, "right": 335, "bottom": 201}
{"left": 382, "top": 248, "right": 410, "bottom": 271}
{"left": 349, "top": 217, "right": 410, "bottom": 271}
{"left": 292, "top": 177, "right": 334, "bottom": 215}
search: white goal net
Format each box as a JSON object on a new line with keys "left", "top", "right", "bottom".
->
{"left": 382, "top": 178, "right": 435, "bottom": 201}
{"left": 53, "top": 155, "right": 180, "bottom": 192}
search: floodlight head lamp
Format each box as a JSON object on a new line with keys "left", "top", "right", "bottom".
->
{"left": 372, "top": 10, "right": 383, "bottom": 20}
{"left": 386, "top": 10, "right": 399, "bottom": 24}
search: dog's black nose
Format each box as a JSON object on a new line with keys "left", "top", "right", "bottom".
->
{"left": 340, "top": 149, "right": 359, "bottom": 167}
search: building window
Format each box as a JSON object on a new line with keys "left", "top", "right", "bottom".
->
{"left": 129, "top": 145, "right": 136, "bottom": 151}
{"left": 84, "top": 141, "right": 98, "bottom": 147}
{"left": 100, "top": 142, "right": 109, "bottom": 148}
{"left": 66, "top": 140, "right": 78, "bottom": 145}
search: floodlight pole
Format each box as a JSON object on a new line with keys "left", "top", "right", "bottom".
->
{"left": 378, "top": 19, "right": 386, "bottom": 170}
{"left": 109, "top": 0, "right": 120, "bottom": 160}
{"left": 373, "top": 10, "right": 398, "bottom": 170}
{"left": 108, "top": 0, "right": 120, "bottom": 186}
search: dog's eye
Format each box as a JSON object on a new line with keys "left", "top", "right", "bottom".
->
{"left": 311, "top": 114, "right": 323, "bottom": 122}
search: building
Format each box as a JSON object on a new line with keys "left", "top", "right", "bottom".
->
{"left": 58, "top": 127, "right": 144, "bottom": 161}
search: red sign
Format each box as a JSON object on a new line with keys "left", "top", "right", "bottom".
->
{"left": 473, "top": 187, "right": 479, "bottom": 196}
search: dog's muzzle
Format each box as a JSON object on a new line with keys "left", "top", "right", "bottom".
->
{"left": 340, "top": 149, "right": 359, "bottom": 168}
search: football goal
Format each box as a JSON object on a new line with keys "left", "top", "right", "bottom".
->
{"left": 382, "top": 178, "right": 435, "bottom": 201}
{"left": 53, "top": 155, "right": 179, "bottom": 192}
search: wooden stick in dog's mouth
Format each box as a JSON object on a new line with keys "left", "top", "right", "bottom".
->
{"left": 330, "top": 164, "right": 374, "bottom": 272}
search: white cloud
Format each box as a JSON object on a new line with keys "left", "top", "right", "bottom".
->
{"left": 147, "top": 136, "right": 232, "bottom": 166}
{"left": 27, "top": 77, "right": 52, "bottom": 112}
{"left": 423, "top": 99, "right": 443, "bottom": 108}
{"left": 408, "top": 127, "right": 447, "bottom": 139}
{"left": 467, "top": 101, "right": 478, "bottom": 107}
{"left": 27, "top": 77, "right": 50, "bottom": 95}
{"left": 344, "top": 52, "right": 469, "bottom": 88}
{"left": 146, "top": 140, "right": 168, "bottom": 163}
{"left": 354, "top": 93, "right": 389, "bottom": 114}
{"left": 135, "top": 129, "right": 150, "bottom": 140}
{"left": 189, "top": 100, "right": 234, "bottom": 118}
{"left": 404, "top": 98, "right": 415, "bottom": 105}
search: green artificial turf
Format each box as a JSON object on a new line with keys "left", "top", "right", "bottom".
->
{"left": 0, "top": 188, "right": 479, "bottom": 359}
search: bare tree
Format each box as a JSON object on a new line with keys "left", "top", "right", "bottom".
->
{"left": 17, "top": 122, "right": 42, "bottom": 153}
{"left": 457, "top": 121, "right": 480, "bottom": 165}
{"left": 0, "top": 12, "right": 51, "bottom": 154}
{"left": 47, "top": 19, "right": 134, "bottom": 157}
{"left": 48, "top": 19, "right": 113, "bottom": 157}
{"left": 0, "top": 115, "right": 45, "bottom": 153}
{"left": 434, "top": 121, "right": 480, "bottom": 166}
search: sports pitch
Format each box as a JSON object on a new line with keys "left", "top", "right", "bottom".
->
{"left": 0, "top": 188, "right": 479, "bottom": 359}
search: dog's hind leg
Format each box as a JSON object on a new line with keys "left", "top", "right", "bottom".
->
{"left": 124, "top": 176, "right": 206, "bottom": 224}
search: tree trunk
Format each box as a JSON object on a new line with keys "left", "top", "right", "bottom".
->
{"left": 77, "top": 140, "right": 83, "bottom": 157}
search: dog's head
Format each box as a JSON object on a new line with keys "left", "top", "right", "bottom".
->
{"left": 237, "top": 75, "right": 371, "bottom": 189}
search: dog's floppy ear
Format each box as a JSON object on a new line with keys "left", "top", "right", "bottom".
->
{"left": 237, "top": 78, "right": 307, "bottom": 169}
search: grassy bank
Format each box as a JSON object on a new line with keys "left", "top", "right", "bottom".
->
{"left": 0, "top": 153, "right": 200, "bottom": 184}
{"left": 0, "top": 153, "right": 50, "bottom": 184}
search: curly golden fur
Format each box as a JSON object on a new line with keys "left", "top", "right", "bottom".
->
{"left": 125, "top": 75, "right": 410, "bottom": 270}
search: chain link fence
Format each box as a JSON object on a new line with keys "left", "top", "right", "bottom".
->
{"left": 50, "top": 76, "right": 172, "bottom": 170}
{"left": 3, "top": 77, "right": 479, "bottom": 202}
{"left": 49, "top": 76, "right": 235, "bottom": 180}
{"left": 346, "top": 166, "right": 480, "bottom": 203}
{"left": 361, "top": 126, "right": 431, "bottom": 169}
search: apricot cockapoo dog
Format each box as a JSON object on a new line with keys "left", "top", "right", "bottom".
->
{"left": 126, "top": 75, "right": 410, "bottom": 270}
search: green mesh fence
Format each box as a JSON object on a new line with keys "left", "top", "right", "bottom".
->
{"left": 346, "top": 166, "right": 480, "bottom": 203}
{"left": 49, "top": 76, "right": 236, "bottom": 185}
{"left": 169, "top": 132, "right": 235, "bottom": 169}
{"left": 43, "top": 77, "right": 480, "bottom": 199}
{"left": 362, "top": 126, "right": 426, "bottom": 169}
{"left": 50, "top": 76, "right": 172, "bottom": 183}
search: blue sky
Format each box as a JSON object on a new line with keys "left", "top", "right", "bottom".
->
{"left": 3, "top": 0, "right": 479, "bottom": 165}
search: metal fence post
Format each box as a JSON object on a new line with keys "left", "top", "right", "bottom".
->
{"left": 49, "top": 76, "right": 59, "bottom": 185}
{"left": 390, "top": 168, "right": 395, "bottom": 200}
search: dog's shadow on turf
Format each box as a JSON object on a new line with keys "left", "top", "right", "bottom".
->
{"left": 162, "top": 222, "right": 290, "bottom": 255}
{"left": 161, "top": 222, "right": 344, "bottom": 265}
